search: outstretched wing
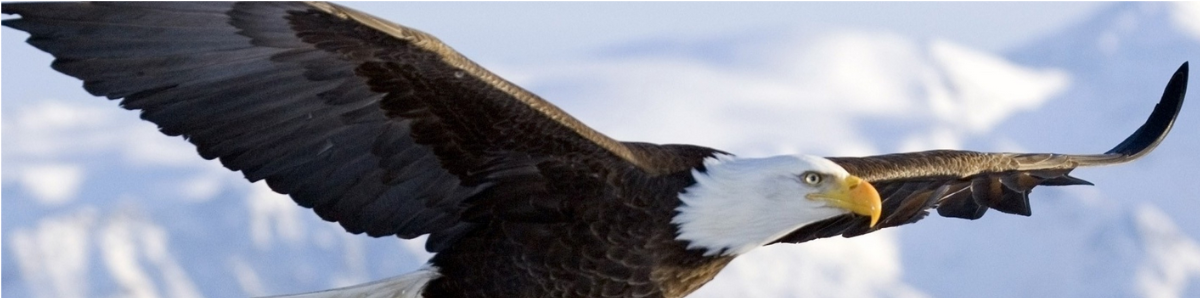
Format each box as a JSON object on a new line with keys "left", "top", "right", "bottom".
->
{"left": 776, "top": 62, "right": 1188, "bottom": 244}
{"left": 1, "top": 2, "right": 660, "bottom": 251}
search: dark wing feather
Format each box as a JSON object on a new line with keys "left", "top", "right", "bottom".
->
{"left": 2, "top": 2, "right": 665, "bottom": 252}
{"left": 776, "top": 62, "right": 1188, "bottom": 244}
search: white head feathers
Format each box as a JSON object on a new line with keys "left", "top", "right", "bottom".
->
{"left": 672, "top": 154, "right": 855, "bottom": 256}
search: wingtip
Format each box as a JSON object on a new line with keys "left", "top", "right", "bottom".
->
{"left": 1102, "top": 63, "right": 1188, "bottom": 158}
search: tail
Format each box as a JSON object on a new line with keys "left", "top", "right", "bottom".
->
{"left": 262, "top": 265, "right": 440, "bottom": 298}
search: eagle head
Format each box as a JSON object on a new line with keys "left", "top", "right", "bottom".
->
{"left": 673, "top": 154, "right": 881, "bottom": 256}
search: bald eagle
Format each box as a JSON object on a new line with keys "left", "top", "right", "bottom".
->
{"left": 2, "top": 2, "right": 1189, "bottom": 298}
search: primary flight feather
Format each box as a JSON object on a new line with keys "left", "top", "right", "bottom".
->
{"left": 1, "top": 2, "right": 1188, "bottom": 297}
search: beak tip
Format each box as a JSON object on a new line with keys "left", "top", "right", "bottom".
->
{"left": 853, "top": 177, "right": 882, "bottom": 228}
{"left": 820, "top": 175, "right": 884, "bottom": 228}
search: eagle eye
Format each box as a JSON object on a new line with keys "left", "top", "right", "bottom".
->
{"left": 801, "top": 172, "right": 822, "bottom": 185}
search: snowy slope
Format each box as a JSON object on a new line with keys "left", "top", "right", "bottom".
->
{"left": 900, "top": 3, "right": 1200, "bottom": 297}
{"left": 1, "top": 102, "right": 432, "bottom": 298}
{"left": 3, "top": 2, "right": 1198, "bottom": 298}
{"left": 1008, "top": 3, "right": 1200, "bottom": 231}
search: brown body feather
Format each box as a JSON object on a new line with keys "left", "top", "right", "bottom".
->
{"left": 2, "top": 2, "right": 1187, "bottom": 297}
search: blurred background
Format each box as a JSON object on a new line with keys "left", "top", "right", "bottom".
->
{"left": 3, "top": 2, "right": 1199, "bottom": 298}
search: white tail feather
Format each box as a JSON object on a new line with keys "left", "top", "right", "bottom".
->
{"left": 262, "top": 265, "right": 440, "bottom": 298}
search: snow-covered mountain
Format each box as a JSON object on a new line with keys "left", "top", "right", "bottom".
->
{"left": 3, "top": 2, "right": 1197, "bottom": 298}
{"left": 1007, "top": 3, "right": 1200, "bottom": 231}
{"left": 899, "top": 3, "right": 1200, "bottom": 297}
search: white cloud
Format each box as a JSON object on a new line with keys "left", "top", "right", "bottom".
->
{"left": 524, "top": 31, "right": 927, "bottom": 157}
{"left": 0, "top": 114, "right": 12, "bottom": 183}
{"left": 897, "top": 126, "right": 962, "bottom": 153}
{"left": 332, "top": 231, "right": 370, "bottom": 288}
{"left": 178, "top": 171, "right": 227, "bottom": 203}
{"left": 398, "top": 235, "right": 436, "bottom": 264}
{"left": 10, "top": 209, "right": 97, "bottom": 298}
{"left": 777, "top": 31, "right": 927, "bottom": 117}
{"left": 1094, "top": 4, "right": 1143, "bottom": 56}
{"left": 927, "top": 39, "right": 1069, "bottom": 134}
{"left": 230, "top": 257, "right": 268, "bottom": 297}
{"left": 5, "top": 101, "right": 125, "bottom": 159}
{"left": 98, "top": 218, "right": 159, "bottom": 298}
{"left": 3, "top": 100, "right": 216, "bottom": 171}
{"left": 21, "top": 163, "right": 85, "bottom": 206}
{"left": 247, "top": 182, "right": 306, "bottom": 250}
{"left": 121, "top": 122, "right": 214, "bottom": 168}
{"left": 1134, "top": 205, "right": 1200, "bottom": 298}
{"left": 16, "top": 100, "right": 116, "bottom": 131}
{"left": 100, "top": 209, "right": 203, "bottom": 298}
{"left": 134, "top": 217, "right": 205, "bottom": 298}
{"left": 524, "top": 30, "right": 1066, "bottom": 157}
{"left": 693, "top": 231, "right": 928, "bottom": 298}
{"left": 1170, "top": 2, "right": 1200, "bottom": 42}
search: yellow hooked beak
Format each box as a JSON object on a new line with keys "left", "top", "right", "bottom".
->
{"left": 807, "top": 175, "right": 882, "bottom": 227}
